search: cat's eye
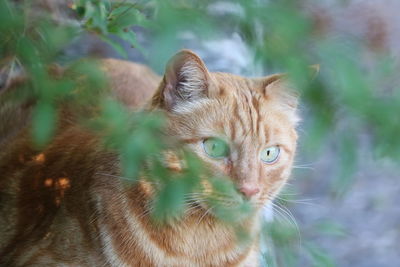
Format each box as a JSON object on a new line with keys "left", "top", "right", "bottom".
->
{"left": 260, "top": 146, "right": 280, "bottom": 164}
{"left": 203, "top": 138, "right": 230, "bottom": 158}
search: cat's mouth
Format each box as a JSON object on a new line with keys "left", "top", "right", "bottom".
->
{"left": 184, "top": 191, "right": 255, "bottom": 223}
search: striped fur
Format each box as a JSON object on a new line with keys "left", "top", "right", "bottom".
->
{"left": 0, "top": 51, "right": 299, "bottom": 266}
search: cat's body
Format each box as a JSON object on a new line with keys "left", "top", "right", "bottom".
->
{"left": 0, "top": 51, "right": 299, "bottom": 266}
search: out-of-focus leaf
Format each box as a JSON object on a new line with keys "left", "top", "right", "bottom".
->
{"left": 108, "top": 6, "right": 146, "bottom": 30}
{"left": 31, "top": 102, "right": 56, "bottom": 147}
{"left": 117, "top": 30, "right": 145, "bottom": 54}
{"left": 305, "top": 242, "right": 335, "bottom": 267}
{"left": 332, "top": 133, "right": 358, "bottom": 197}
{"left": 314, "top": 220, "right": 347, "bottom": 237}
{"left": 100, "top": 35, "right": 128, "bottom": 58}
{"left": 153, "top": 179, "right": 186, "bottom": 221}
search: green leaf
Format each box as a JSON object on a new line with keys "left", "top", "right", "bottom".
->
{"left": 115, "top": 30, "right": 145, "bottom": 54}
{"left": 108, "top": 6, "right": 147, "bottom": 30}
{"left": 100, "top": 36, "right": 128, "bottom": 58}
{"left": 315, "top": 220, "right": 347, "bottom": 237}
{"left": 31, "top": 102, "right": 57, "bottom": 147}
{"left": 305, "top": 242, "right": 335, "bottom": 267}
{"left": 153, "top": 179, "right": 186, "bottom": 221}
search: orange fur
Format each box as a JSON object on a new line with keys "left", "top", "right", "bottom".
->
{"left": 0, "top": 51, "right": 299, "bottom": 266}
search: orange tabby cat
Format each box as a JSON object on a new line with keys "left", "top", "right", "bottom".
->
{"left": 0, "top": 50, "right": 299, "bottom": 266}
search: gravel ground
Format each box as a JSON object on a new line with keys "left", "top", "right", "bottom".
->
{"left": 293, "top": 142, "right": 400, "bottom": 267}
{"left": 293, "top": 2, "right": 400, "bottom": 266}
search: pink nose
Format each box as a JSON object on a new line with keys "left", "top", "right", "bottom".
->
{"left": 239, "top": 186, "right": 260, "bottom": 198}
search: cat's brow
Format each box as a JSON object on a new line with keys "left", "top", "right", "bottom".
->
{"left": 181, "top": 138, "right": 200, "bottom": 144}
{"left": 278, "top": 144, "right": 293, "bottom": 155}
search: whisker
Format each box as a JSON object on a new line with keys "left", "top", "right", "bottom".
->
{"left": 292, "top": 166, "right": 315, "bottom": 170}
{"left": 271, "top": 202, "right": 302, "bottom": 249}
{"left": 292, "top": 162, "right": 315, "bottom": 167}
{"left": 271, "top": 205, "right": 292, "bottom": 226}
{"left": 184, "top": 204, "right": 202, "bottom": 216}
{"left": 196, "top": 206, "right": 213, "bottom": 227}
{"left": 275, "top": 196, "right": 319, "bottom": 207}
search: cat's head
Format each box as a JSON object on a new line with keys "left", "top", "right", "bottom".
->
{"left": 151, "top": 50, "right": 299, "bottom": 213}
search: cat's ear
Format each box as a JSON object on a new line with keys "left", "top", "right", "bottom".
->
{"left": 259, "top": 74, "right": 300, "bottom": 124}
{"left": 260, "top": 65, "right": 318, "bottom": 109}
{"left": 262, "top": 74, "right": 298, "bottom": 108}
{"left": 158, "top": 50, "right": 211, "bottom": 110}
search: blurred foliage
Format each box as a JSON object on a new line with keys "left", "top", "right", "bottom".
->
{"left": 1, "top": 0, "right": 400, "bottom": 266}
{"left": 72, "top": 0, "right": 148, "bottom": 56}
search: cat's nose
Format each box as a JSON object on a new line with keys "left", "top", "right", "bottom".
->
{"left": 239, "top": 186, "right": 260, "bottom": 198}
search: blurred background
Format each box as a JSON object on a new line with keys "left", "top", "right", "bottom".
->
{"left": 1, "top": 0, "right": 399, "bottom": 266}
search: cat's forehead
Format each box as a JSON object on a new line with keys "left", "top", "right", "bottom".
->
{"left": 212, "top": 73, "right": 295, "bottom": 140}
{"left": 210, "top": 72, "right": 298, "bottom": 126}
{"left": 212, "top": 72, "right": 263, "bottom": 97}
{"left": 211, "top": 72, "right": 274, "bottom": 116}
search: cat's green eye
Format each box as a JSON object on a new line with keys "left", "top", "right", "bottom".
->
{"left": 260, "top": 146, "right": 280, "bottom": 164}
{"left": 203, "top": 138, "right": 230, "bottom": 158}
